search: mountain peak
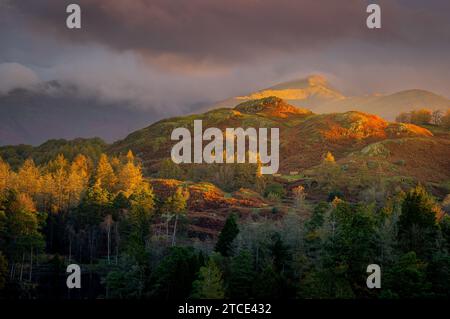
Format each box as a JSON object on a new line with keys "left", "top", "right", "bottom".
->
{"left": 236, "top": 75, "right": 345, "bottom": 105}
{"left": 307, "top": 74, "right": 328, "bottom": 86}
{"left": 234, "top": 96, "right": 311, "bottom": 118}
{"left": 268, "top": 74, "right": 329, "bottom": 90}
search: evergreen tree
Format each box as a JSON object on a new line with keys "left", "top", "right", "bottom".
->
{"left": 252, "top": 264, "right": 287, "bottom": 299}
{"left": 427, "top": 254, "right": 450, "bottom": 297}
{"left": 381, "top": 252, "right": 432, "bottom": 298}
{"left": 439, "top": 215, "right": 450, "bottom": 253}
{"left": 191, "top": 258, "right": 225, "bottom": 299}
{"left": 215, "top": 214, "right": 239, "bottom": 257}
{"left": 398, "top": 185, "right": 439, "bottom": 259}
{"left": 151, "top": 247, "right": 203, "bottom": 299}
{"left": 227, "top": 250, "right": 254, "bottom": 298}
{"left": 0, "top": 251, "right": 8, "bottom": 290}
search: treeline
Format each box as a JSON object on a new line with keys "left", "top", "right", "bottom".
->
{"left": 138, "top": 186, "right": 450, "bottom": 299}
{"left": 396, "top": 108, "right": 450, "bottom": 127}
{"left": 0, "top": 137, "right": 106, "bottom": 170}
{"left": 179, "top": 186, "right": 450, "bottom": 299}
{"left": 0, "top": 150, "right": 192, "bottom": 298}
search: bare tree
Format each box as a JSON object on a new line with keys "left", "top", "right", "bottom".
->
{"left": 431, "top": 110, "right": 443, "bottom": 125}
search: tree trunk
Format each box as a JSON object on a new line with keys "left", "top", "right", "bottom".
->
{"left": 29, "top": 247, "right": 33, "bottom": 281}
{"left": 20, "top": 253, "right": 25, "bottom": 282}
{"left": 171, "top": 214, "right": 179, "bottom": 247}
{"left": 166, "top": 217, "right": 169, "bottom": 243}
{"left": 114, "top": 223, "right": 119, "bottom": 265}
{"left": 68, "top": 236, "right": 72, "bottom": 264}
{"left": 10, "top": 263, "right": 15, "bottom": 280}
{"left": 107, "top": 224, "right": 111, "bottom": 264}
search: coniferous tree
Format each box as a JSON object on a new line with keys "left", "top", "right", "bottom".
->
{"left": 14, "top": 158, "right": 41, "bottom": 198}
{"left": 398, "top": 185, "right": 439, "bottom": 259}
{"left": 191, "top": 258, "right": 225, "bottom": 299}
{"left": 117, "top": 151, "right": 144, "bottom": 196}
{"left": 215, "top": 213, "right": 239, "bottom": 257}
{"left": 227, "top": 250, "right": 255, "bottom": 298}
{"left": 381, "top": 252, "right": 432, "bottom": 298}
{"left": 0, "top": 157, "right": 11, "bottom": 193}
{"left": 94, "top": 154, "right": 117, "bottom": 193}
{"left": 151, "top": 247, "right": 203, "bottom": 299}
{"left": 0, "top": 251, "right": 7, "bottom": 290}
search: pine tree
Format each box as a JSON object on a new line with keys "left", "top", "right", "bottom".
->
{"left": 252, "top": 265, "right": 284, "bottom": 299}
{"left": 398, "top": 185, "right": 439, "bottom": 259}
{"left": 151, "top": 247, "right": 203, "bottom": 299}
{"left": 191, "top": 258, "right": 225, "bottom": 299}
{"left": 381, "top": 252, "right": 432, "bottom": 298}
{"left": 0, "top": 251, "right": 7, "bottom": 290}
{"left": 227, "top": 250, "right": 255, "bottom": 298}
{"left": 215, "top": 214, "right": 239, "bottom": 257}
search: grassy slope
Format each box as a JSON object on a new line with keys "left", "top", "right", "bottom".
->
{"left": 109, "top": 98, "right": 449, "bottom": 190}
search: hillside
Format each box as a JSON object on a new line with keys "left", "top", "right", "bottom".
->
{"left": 2, "top": 96, "right": 448, "bottom": 199}
{"left": 109, "top": 97, "right": 450, "bottom": 195}
{"left": 2, "top": 76, "right": 449, "bottom": 146}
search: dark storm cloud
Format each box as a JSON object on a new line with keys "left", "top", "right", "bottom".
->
{"left": 1, "top": 0, "right": 450, "bottom": 110}
{"left": 9, "top": 0, "right": 450, "bottom": 64}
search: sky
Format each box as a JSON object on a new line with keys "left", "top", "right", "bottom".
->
{"left": 1, "top": 0, "right": 450, "bottom": 115}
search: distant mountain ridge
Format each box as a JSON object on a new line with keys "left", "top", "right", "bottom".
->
{"left": 213, "top": 75, "right": 450, "bottom": 120}
{"left": 1, "top": 75, "right": 449, "bottom": 146}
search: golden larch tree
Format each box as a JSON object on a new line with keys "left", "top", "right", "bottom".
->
{"left": 14, "top": 158, "right": 41, "bottom": 198}
{"left": 94, "top": 154, "right": 117, "bottom": 193}
{"left": 67, "top": 154, "right": 90, "bottom": 208}
{"left": 0, "top": 157, "right": 12, "bottom": 192}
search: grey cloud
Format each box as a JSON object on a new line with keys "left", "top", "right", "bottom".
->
{"left": 9, "top": 0, "right": 450, "bottom": 65}
{"left": 0, "top": 62, "right": 40, "bottom": 93}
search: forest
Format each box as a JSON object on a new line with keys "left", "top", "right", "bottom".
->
{"left": 0, "top": 148, "right": 450, "bottom": 299}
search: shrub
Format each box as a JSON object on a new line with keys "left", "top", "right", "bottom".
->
{"left": 264, "top": 183, "right": 286, "bottom": 198}
{"left": 327, "top": 190, "right": 343, "bottom": 202}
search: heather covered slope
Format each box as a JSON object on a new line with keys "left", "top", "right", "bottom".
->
{"left": 109, "top": 97, "right": 450, "bottom": 190}
{"left": 2, "top": 95, "right": 448, "bottom": 191}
